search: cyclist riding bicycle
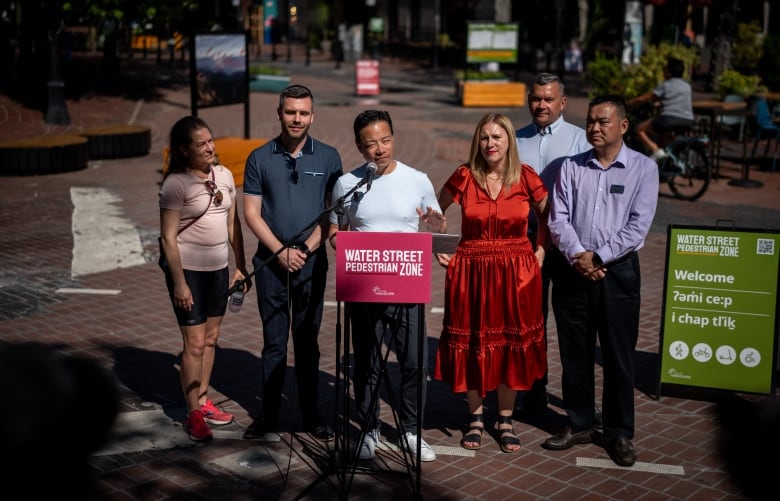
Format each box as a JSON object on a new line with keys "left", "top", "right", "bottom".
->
{"left": 628, "top": 57, "right": 694, "bottom": 161}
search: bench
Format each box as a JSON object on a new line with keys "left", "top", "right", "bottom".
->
{"left": 0, "top": 135, "right": 89, "bottom": 176}
{"left": 80, "top": 124, "right": 151, "bottom": 159}
{"left": 214, "top": 137, "right": 268, "bottom": 186}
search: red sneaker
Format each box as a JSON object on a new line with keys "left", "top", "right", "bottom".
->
{"left": 184, "top": 410, "right": 213, "bottom": 442}
{"left": 200, "top": 399, "right": 234, "bottom": 425}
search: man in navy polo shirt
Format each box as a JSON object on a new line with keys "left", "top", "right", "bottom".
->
{"left": 243, "top": 84, "right": 343, "bottom": 442}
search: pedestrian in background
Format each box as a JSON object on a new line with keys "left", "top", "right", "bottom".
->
{"left": 328, "top": 109, "right": 445, "bottom": 462}
{"left": 434, "top": 113, "right": 548, "bottom": 454}
{"left": 159, "top": 115, "right": 250, "bottom": 442}
{"left": 543, "top": 95, "right": 658, "bottom": 467}
{"left": 242, "top": 84, "right": 343, "bottom": 442}
{"left": 515, "top": 72, "right": 591, "bottom": 417}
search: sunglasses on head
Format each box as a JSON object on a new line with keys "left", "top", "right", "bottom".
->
{"left": 205, "top": 179, "right": 223, "bottom": 205}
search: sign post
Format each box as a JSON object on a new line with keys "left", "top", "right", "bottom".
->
{"left": 658, "top": 225, "right": 779, "bottom": 396}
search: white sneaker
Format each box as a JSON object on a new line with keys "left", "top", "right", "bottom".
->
{"left": 651, "top": 149, "right": 669, "bottom": 161}
{"left": 401, "top": 432, "right": 436, "bottom": 462}
{"left": 358, "top": 429, "right": 380, "bottom": 460}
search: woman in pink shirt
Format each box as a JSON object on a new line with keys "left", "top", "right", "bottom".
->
{"left": 159, "top": 116, "right": 250, "bottom": 441}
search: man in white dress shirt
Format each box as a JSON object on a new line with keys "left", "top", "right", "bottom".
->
{"left": 515, "top": 73, "right": 591, "bottom": 416}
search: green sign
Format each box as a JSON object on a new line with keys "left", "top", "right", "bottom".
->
{"left": 466, "top": 22, "right": 518, "bottom": 63}
{"left": 658, "top": 225, "right": 779, "bottom": 395}
{"left": 369, "top": 17, "right": 384, "bottom": 33}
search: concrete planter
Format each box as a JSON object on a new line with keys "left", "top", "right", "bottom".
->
{"left": 456, "top": 81, "right": 527, "bottom": 107}
{"left": 249, "top": 74, "right": 291, "bottom": 93}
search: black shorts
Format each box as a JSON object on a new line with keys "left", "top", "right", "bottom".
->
{"left": 651, "top": 115, "right": 692, "bottom": 134}
{"left": 164, "top": 267, "right": 229, "bottom": 326}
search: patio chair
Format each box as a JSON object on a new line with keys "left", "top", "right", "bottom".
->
{"left": 718, "top": 94, "right": 747, "bottom": 141}
{"left": 749, "top": 96, "right": 780, "bottom": 172}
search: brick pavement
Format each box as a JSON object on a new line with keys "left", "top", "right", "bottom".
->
{"left": 1, "top": 45, "right": 779, "bottom": 500}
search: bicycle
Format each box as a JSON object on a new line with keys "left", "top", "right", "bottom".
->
{"left": 655, "top": 127, "right": 712, "bottom": 201}
{"left": 626, "top": 103, "right": 713, "bottom": 201}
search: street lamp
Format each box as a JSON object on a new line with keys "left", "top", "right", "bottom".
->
{"left": 44, "top": 22, "right": 70, "bottom": 125}
{"left": 432, "top": 0, "right": 440, "bottom": 68}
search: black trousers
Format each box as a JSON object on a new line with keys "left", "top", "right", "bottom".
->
{"left": 254, "top": 249, "right": 328, "bottom": 422}
{"left": 349, "top": 302, "right": 427, "bottom": 435}
{"left": 549, "top": 249, "right": 640, "bottom": 439}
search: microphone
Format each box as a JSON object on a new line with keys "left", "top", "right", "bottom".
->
{"left": 365, "top": 162, "right": 377, "bottom": 192}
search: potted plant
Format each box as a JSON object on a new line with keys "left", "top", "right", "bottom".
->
{"left": 715, "top": 69, "right": 767, "bottom": 100}
{"left": 249, "top": 65, "right": 290, "bottom": 93}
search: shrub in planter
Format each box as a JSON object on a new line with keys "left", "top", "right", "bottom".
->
{"left": 249, "top": 65, "right": 290, "bottom": 93}
{"left": 249, "top": 65, "right": 288, "bottom": 77}
{"left": 715, "top": 69, "right": 767, "bottom": 99}
{"left": 585, "top": 42, "right": 698, "bottom": 98}
{"left": 454, "top": 69, "right": 508, "bottom": 81}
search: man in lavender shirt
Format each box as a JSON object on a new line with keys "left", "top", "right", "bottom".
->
{"left": 542, "top": 95, "right": 658, "bottom": 468}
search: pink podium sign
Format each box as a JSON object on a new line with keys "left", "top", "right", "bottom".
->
{"left": 336, "top": 231, "right": 432, "bottom": 304}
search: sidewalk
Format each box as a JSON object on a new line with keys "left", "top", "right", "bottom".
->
{"left": 1, "top": 45, "right": 779, "bottom": 500}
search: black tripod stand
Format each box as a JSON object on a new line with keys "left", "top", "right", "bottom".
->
{"left": 294, "top": 301, "right": 425, "bottom": 500}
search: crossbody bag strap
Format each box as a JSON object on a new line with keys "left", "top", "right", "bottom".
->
{"left": 177, "top": 169, "right": 215, "bottom": 235}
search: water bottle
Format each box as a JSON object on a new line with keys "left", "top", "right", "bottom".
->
{"left": 228, "top": 290, "right": 244, "bottom": 313}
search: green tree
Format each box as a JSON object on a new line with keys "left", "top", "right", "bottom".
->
{"left": 731, "top": 20, "right": 763, "bottom": 72}
{"left": 759, "top": 35, "right": 780, "bottom": 91}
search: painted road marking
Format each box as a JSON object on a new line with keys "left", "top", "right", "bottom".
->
{"left": 71, "top": 187, "right": 146, "bottom": 277}
{"left": 55, "top": 288, "right": 122, "bottom": 295}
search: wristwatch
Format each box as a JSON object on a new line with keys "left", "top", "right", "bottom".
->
{"left": 592, "top": 251, "right": 603, "bottom": 265}
{"left": 296, "top": 242, "right": 313, "bottom": 258}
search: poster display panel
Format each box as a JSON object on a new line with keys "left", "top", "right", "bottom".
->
{"left": 192, "top": 33, "right": 248, "bottom": 109}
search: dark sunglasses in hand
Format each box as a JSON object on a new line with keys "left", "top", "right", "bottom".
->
{"left": 205, "top": 179, "right": 223, "bottom": 205}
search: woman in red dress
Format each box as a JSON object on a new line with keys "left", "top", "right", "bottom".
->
{"left": 433, "top": 113, "right": 548, "bottom": 453}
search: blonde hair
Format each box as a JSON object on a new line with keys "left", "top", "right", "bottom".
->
{"left": 467, "top": 113, "right": 521, "bottom": 192}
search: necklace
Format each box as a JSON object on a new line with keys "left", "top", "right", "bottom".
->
{"left": 486, "top": 177, "right": 503, "bottom": 200}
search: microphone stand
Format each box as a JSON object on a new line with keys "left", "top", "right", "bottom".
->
{"left": 229, "top": 173, "right": 370, "bottom": 499}
{"left": 224, "top": 175, "right": 370, "bottom": 299}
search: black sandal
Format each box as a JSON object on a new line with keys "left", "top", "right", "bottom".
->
{"left": 460, "top": 414, "right": 484, "bottom": 450}
{"left": 496, "top": 415, "right": 521, "bottom": 453}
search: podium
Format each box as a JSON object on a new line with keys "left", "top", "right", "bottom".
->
{"left": 297, "top": 231, "right": 432, "bottom": 499}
